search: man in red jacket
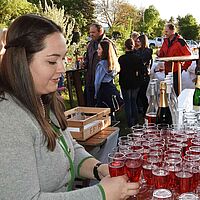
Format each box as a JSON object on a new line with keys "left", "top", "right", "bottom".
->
{"left": 157, "top": 23, "right": 192, "bottom": 96}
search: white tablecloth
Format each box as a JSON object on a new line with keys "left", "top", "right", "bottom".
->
{"left": 178, "top": 88, "right": 194, "bottom": 112}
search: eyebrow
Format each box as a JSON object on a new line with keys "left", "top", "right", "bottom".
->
{"left": 47, "top": 54, "right": 60, "bottom": 57}
{"left": 46, "top": 52, "right": 67, "bottom": 57}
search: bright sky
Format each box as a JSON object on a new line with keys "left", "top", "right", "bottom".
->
{"left": 128, "top": 0, "right": 200, "bottom": 24}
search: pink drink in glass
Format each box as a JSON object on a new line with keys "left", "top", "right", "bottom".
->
{"left": 142, "top": 155, "right": 161, "bottom": 186}
{"left": 125, "top": 152, "right": 142, "bottom": 182}
{"left": 109, "top": 161, "right": 125, "bottom": 177}
{"left": 176, "top": 171, "right": 193, "bottom": 194}
{"left": 152, "top": 167, "right": 169, "bottom": 189}
{"left": 165, "top": 157, "right": 182, "bottom": 190}
{"left": 108, "top": 152, "right": 125, "bottom": 177}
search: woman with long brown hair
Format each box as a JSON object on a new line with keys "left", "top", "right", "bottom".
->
{"left": 135, "top": 34, "right": 153, "bottom": 117}
{"left": 95, "top": 40, "right": 123, "bottom": 117}
{"left": 0, "top": 14, "right": 139, "bottom": 200}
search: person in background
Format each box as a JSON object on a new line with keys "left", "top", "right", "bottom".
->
{"left": 0, "top": 14, "right": 139, "bottom": 200}
{"left": 95, "top": 40, "right": 123, "bottom": 119}
{"left": 157, "top": 23, "right": 192, "bottom": 96}
{"left": 0, "top": 28, "right": 7, "bottom": 63}
{"left": 57, "top": 74, "right": 66, "bottom": 94}
{"left": 118, "top": 38, "right": 145, "bottom": 127}
{"left": 135, "top": 34, "right": 153, "bottom": 117}
{"left": 84, "top": 23, "right": 115, "bottom": 107}
{"left": 131, "top": 31, "right": 140, "bottom": 50}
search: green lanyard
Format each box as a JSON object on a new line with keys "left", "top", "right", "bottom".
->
{"left": 50, "top": 122, "right": 75, "bottom": 191}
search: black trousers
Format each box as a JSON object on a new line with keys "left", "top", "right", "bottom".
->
{"left": 173, "top": 71, "right": 178, "bottom": 97}
{"left": 137, "top": 76, "right": 150, "bottom": 115}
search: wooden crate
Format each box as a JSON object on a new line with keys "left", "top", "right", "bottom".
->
{"left": 64, "top": 107, "right": 111, "bottom": 141}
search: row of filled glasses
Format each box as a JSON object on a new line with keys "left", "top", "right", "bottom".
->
{"left": 108, "top": 123, "right": 200, "bottom": 199}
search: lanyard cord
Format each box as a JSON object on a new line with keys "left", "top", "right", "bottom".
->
{"left": 50, "top": 121, "right": 75, "bottom": 191}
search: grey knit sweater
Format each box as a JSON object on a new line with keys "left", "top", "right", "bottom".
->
{"left": 0, "top": 94, "right": 103, "bottom": 200}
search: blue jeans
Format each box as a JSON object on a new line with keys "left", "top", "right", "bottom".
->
{"left": 121, "top": 87, "right": 140, "bottom": 127}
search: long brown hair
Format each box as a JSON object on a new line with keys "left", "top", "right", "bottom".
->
{"left": 125, "top": 38, "right": 134, "bottom": 51}
{"left": 99, "top": 40, "right": 119, "bottom": 72}
{"left": 0, "top": 14, "right": 68, "bottom": 151}
{"left": 138, "top": 34, "right": 149, "bottom": 49}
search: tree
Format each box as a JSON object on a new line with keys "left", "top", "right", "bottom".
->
{"left": 28, "top": 0, "right": 95, "bottom": 32}
{"left": 154, "top": 19, "right": 166, "bottom": 37}
{"left": 138, "top": 5, "right": 163, "bottom": 38}
{"left": 0, "top": 0, "right": 38, "bottom": 27}
{"left": 177, "top": 14, "right": 199, "bottom": 40}
{"left": 39, "top": 0, "right": 75, "bottom": 47}
{"left": 95, "top": 0, "right": 126, "bottom": 28}
{"left": 114, "top": 3, "right": 140, "bottom": 31}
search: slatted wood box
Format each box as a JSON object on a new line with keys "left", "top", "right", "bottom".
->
{"left": 64, "top": 107, "right": 111, "bottom": 141}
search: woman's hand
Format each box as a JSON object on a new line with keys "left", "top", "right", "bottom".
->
{"left": 97, "top": 164, "right": 109, "bottom": 179}
{"left": 99, "top": 175, "right": 139, "bottom": 200}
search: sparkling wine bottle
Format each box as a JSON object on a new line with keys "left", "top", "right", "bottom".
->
{"left": 165, "top": 79, "right": 177, "bottom": 124}
{"left": 156, "top": 81, "right": 172, "bottom": 125}
{"left": 166, "top": 74, "right": 178, "bottom": 108}
{"left": 193, "top": 67, "right": 200, "bottom": 111}
{"left": 145, "top": 81, "right": 158, "bottom": 124}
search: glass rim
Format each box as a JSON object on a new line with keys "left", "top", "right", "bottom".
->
{"left": 153, "top": 189, "right": 172, "bottom": 198}
{"left": 178, "top": 192, "right": 199, "bottom": 199}
{"left": 125, "top": 151, "right": 141, "bottom": 159}
{"left": 108, "top": 152, "right": 125, "bottom": 159}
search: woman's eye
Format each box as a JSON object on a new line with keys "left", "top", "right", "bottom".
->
{"left": 48, "top": 61, "right": 57, "bottom": 65}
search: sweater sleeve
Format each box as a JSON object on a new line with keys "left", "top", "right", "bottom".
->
{"left": 34, "top": 185, "right": 104, "bottom": 200}
{"left": 94, "top": 61, "right": 107, "bottom": 98}
{"left": 0, "top": 102, "right": 104, "bottom": 200}
{"left": 67, "top": 131, "right": 94, "bottom": 178}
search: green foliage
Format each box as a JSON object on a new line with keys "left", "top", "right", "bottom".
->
{"left": 105, "top": 2, "right": 141, "bottom": 53}
{"left": 0, "top": 0, "right": 38, "bottom": 27}
{"left": 57, "top": 0, "right": 95, "bottom": 31}
{"left": 38, "top": 1, "right": 90, "bottom": 68}
{"left": 154, "top": 19, "right": 166, "bottom": 37}
{"left": 66, "top": 34, "right": 89, "bottom": 69}
{"left": 139, "top": 5, "right": 163, "bottom": 38}
{"left": 114, "top": 3, "right": 140, "bottom": 31}
{"left": 28, "top": 0, "right": 95, "bottom": 33}
{"left": 109, "top": 18, "right": 133, "bottom": 53}
{"left": 39, "top": 0, "right": 75, "bottom": 48}
{"left": 177, "top": 14, "right": 199, "bottom": 40}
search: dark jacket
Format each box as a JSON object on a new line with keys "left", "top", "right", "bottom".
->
{"left": 158, "top": 33, "right": 192, "bottom": 73}
{"left": 135, "top": 47, "right": 153, "bottom": 69}
{"left": 84, "top": 34, "right": 115, "bottom": 87}
{"left": 118, "top": 51, "right": 145, "bottom": 89}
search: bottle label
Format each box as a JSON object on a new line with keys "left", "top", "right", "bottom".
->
{"left": 193, "top": 105, "right": 200, "bottom": 112}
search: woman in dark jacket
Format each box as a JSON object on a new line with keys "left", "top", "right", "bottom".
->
{"left": 135, "top": 34, "right": 153, "bottom": 116}
{"left": 118, "top": 38, "right": 145, "bottom": 127}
